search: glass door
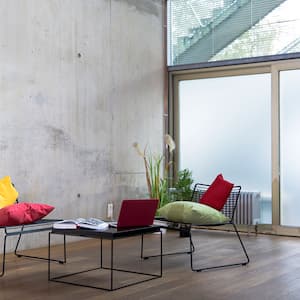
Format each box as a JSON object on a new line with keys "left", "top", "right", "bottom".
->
{"left": 280, "top": 69, "right": 300, "bottom": 226}
{"left": 177, "top": 73, "right": 272, "bottom": 225}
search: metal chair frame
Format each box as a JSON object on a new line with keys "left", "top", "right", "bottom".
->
{"left": 0, "top": 197, "right": 66, "bottom": 277}
{"left": 142, "top": 183, "right": 250, "bottom": 272}
{"left": 189, "top": 183, "right": 249, "bottom": 271}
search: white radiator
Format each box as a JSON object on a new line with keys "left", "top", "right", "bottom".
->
{"left": 234, "top": 192, "right": 261, "bottom": 225}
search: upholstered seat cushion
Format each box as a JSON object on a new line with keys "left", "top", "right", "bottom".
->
{"left": 157, "top": 201, "right": 229, "bottom": 225}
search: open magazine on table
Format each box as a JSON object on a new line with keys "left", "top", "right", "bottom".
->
{"left": 53, "top": 218, "right": 109, "bottom": 230}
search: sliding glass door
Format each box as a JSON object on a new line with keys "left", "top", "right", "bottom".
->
{"left": 177, "top": 73, "right": 272, "bottom": 224}
{"left": 171, "top": 60, "right": 300, "bottom": 233}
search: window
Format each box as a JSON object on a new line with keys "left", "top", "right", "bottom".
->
{"left": 168, "top": 0, "right": 300, "bottom": 66}
{"left": 167, "top": 1, "right": 300, "bottom": 234}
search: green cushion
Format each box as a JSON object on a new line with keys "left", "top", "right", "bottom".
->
{"left": 157, "top": 201, "right": 229, "bottom": 225}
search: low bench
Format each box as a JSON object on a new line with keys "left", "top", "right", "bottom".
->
{"left": 0, "top": 176, "right": 67, "bottom": 277}
{"left": 0, "top": 192, "right": 67, "bottom": 277}
{"left": 0, "top": 218, "right": 66, "bottom": 277}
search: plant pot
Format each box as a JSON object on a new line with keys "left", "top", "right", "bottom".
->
{"left": 179, "top": 224, "right": 191, "bottom": 237}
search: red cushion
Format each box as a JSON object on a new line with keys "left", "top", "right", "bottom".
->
{"left": 199, "top": 174, "right": 234, "bottom": 211}
{"left": 0, "top": 202, "right": 54, "bottom": 226}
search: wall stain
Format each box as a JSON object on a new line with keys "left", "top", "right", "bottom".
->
{"left": 44, "top": 125, "right": 111, "bottom": 177}
{"left": 76, "top": 148, "right": 112, "bottom": 177}
{"left": 116, "top": 0, "right": 161, "bottom": 17}
{"left": 31, "top": 92, "right": 47, "bottom": 106}
{"left": 0, "top": 141, "right": 8, "bottom": 151}
{"left": 44, "top": 125, "right": 71, "bottom": 149}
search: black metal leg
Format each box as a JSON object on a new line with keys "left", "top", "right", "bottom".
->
{"left": 139, "top": 230, "right": 163, "bottom": 276}
{"left": 140, "top": 233, "right": 144, "bottom": 258}
{"left": 14, "top": 229, "right": 66, "bottom": 264}
{"left": 48, "top": 232, "right": 51, "bottom": 280}
{"left": 1, "top": 224, "right": 66, "bottom": 278}
{"left": 63, "top": 234, "right": 66, "bottom": 263}
{"left": 48, "top": 229, "right": 162, "bottom": 291}
{"left": 100, "top": 238, "right": 103, "bottom": 268}
{"left": 141, "top": 231, "right": 162, "bottom": 275}
{"left": 14, "top": 225, "right": 25, "bottom": 256}
{"left": 160, "top": 230, "right": 163, "bottom": 276}
{"left": 190, "top": 223, "right": 250, "bottom": 272}
{"left": 48, "top": 233, "right": 68, "bottom": 280}
{"left": 110, "top": 239, "right": 114, "bottom": 290}
{"left": 232, "top": 223, "right": 250, "bottom": 265}
{"left": 0, "top": 234, "right": 7, "bottom": 277}
{"left": 141, "top": 226, "right": 194, "bottom": 259}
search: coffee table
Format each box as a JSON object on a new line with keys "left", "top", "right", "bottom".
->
{"left": 48, "top": 225, "right": 162, "bottom": 291}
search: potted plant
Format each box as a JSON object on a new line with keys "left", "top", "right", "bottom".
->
{"left": 173, "top": 168, "right": 194, "bottom": 237}
{"left": 174, "top": 168, "right": 194, "bottom": 201}
{"left": 133, "top": 134, "right": 175, "bottom": 209}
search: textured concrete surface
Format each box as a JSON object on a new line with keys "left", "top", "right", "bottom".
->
{"left": 0, "top": 0, "right": 164, "bottom": 252}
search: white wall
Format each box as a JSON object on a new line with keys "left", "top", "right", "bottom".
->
{"left": 0, "top": 0, "right": 164, "bottom": 251}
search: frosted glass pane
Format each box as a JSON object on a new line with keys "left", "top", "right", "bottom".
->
{"left": 280, "top": 69, "right": 300, "bottom": 227}
{"left": 179, "top": 74, "right": 271, "bottom": 223}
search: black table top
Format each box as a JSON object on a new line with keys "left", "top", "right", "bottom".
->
{"left": 51, "top": 224, "right": 161, "bottom": 240}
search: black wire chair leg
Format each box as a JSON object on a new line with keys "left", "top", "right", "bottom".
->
{"left": 190, "top": 224, "right": 250, "bottom": 272}
{"left": 14, "top": 225, "right": 24, "bottom": 257}
{"left": 232, "top": 222, "right": 250, "bottom": 265}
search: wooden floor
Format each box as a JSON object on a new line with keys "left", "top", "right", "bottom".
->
{"left": 1, "top": 229, "right": 300, "bottom": 300}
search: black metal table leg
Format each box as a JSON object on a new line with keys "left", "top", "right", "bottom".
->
{"left": 48, "top": 226, "right": 162, "bottom": 291}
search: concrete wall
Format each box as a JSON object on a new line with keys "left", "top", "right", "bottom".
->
{"left": 0, "top": 0, "right": 164, "bottom": 252}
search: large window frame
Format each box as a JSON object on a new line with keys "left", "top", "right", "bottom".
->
{"left": 167, "top": 58, "right": 300, "bottom": 236}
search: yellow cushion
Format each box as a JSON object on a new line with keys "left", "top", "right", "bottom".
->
{"left": 0, "top": 176, "right": 18, "bottom": 209}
